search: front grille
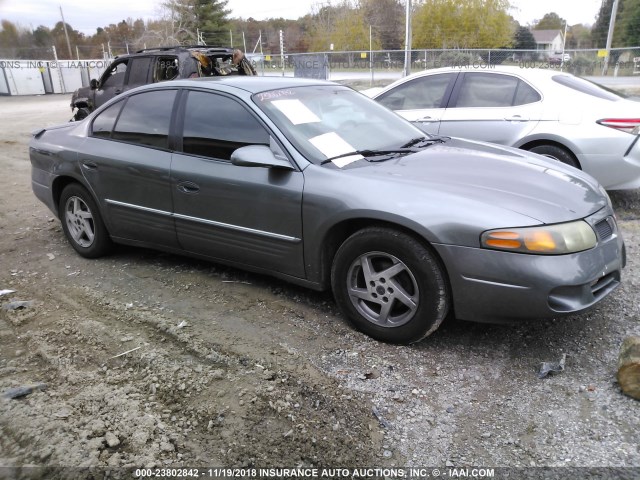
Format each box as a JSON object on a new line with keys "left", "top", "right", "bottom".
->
{"left": 595, "top": 217, "right": 614, "bottom": 241}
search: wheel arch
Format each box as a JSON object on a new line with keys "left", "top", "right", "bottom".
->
{"left": 316, "top": 217, "right": 452, "bottom": 296}
{"left": 72, "top": 99, "right": 90, "bottom": 109}
{"left": 518, "top": 139, "right": 582, "bottom": 169}
{"left": 56, "top": 178, "right": 114, "bottom": 257}
{"left": 51, "top": 175, "right": 98, "bottom": 216}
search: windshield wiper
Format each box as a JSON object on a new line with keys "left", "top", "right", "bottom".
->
{"left": 401, "top": 136, "right": 448, "bottom": 148}
{"left": 320, "top": 148, "right": 414, "bottom": 165}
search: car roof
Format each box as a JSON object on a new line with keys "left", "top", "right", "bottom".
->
{"left": 372, "top": 66, "right": 570, "bottom": 98}
{"left": 135, "top": 45, "right": 234, "bottom": 54}
{"left": 137, "top": 76, "right": 340, "bottom": 94}
{"left": 112, "top": 45, "right": 235, "bottom": 60}
{"left": 402, "top": 65, "right": 564, "bottom": 80}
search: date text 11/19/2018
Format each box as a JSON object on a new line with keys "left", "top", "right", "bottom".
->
{"left": 133, "top": 467, "right": 496, "bottom": 478}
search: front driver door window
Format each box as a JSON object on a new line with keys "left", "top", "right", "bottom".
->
{"left": 376, "top": 73, "right": 456, "bottom": 134}
{"left": 171, "top": 90, "right": 305, "bottom": 277}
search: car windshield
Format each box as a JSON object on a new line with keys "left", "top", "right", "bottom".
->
{"left": 253, "top": 85, "right": 426, "bottom": 165}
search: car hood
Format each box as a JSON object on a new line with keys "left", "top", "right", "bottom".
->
{"left": 343, "top": 138, "right": 606, "bottom": 224}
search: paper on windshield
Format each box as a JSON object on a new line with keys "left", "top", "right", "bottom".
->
{"left": 309, "top": 132, "right": 364, "bottom": 168}
{"left": 271, "top": 99, "right": 321, "bottom": 125}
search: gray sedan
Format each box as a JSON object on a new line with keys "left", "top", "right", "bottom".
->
{"left": 30, "top": 77, "right": 625, "bottom": 344}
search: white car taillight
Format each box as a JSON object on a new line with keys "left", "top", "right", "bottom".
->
{"left": 597, "top": 118, "right": 640, "bottom": 134}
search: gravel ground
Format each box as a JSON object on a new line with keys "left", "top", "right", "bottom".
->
{"left": 0, "top": 94, "right": 639, "bottom": 478}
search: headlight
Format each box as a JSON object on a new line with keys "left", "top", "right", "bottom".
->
{"left": 481, "top": 221, "right": 597, "bottom": 255}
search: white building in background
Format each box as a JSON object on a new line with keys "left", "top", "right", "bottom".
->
{"left": 531, "top": 29, "right": 564, "bottom": 53}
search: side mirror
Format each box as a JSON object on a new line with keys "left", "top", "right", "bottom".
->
{"left": 90, "top": 79, "right": 99, "bottom": 89}
{"left": 231, "top": 145, "right": 294, "bottom": 170}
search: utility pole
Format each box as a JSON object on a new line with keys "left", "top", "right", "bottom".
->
{"left": 369, "top": 24, "right": 373, "bottom": 86}
{"left": 59, "top": 5, "right": 73, "bottom": 59}
{"left": 561, "top": 21, "right": 567, "bottom": 69}
{"left": 403, "top": 0, "right": 412, "bottom": 77}
{"left": 602, "top": 0, "right": 620, "bottom": 76}
{"left": 279, "top": 29, "right": 285, "bottom": 77}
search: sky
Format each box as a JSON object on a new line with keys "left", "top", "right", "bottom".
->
{"left": 0, "top": 0, "right": 606, "bottom": 35}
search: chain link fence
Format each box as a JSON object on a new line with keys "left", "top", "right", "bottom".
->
{"left": 1, "top": 46, "right": 639, "bottom": 95}
{"left": 2, "top": 45, "right": 639, "bottom": 71}
{"left": 262, "top": 47, "right": 640, "bottom": 85}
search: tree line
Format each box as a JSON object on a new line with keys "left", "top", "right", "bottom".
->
{"left": 1, "top": 0, "right": 639, "bottom": 60}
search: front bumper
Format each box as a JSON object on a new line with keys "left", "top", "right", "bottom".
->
{"left": 433, "top": 210, "right": 625, "bottom": 323}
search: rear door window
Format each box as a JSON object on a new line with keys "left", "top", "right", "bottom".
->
{"left": 513, "top": 81, "right": 541, "bottom": 105}
{"left": 454, "top": 73, "right": 540, "bottom": 107}
{"left": 91, "top": 100, "right": 124, "bottom": 138}
{"left": 111, "top": 90, "right": 178, "bottom": 149}
{"left": 155, "top": 56, "right": 179, "bottom": 81}
{"left": 127, "top": 57, "right": 152, "bottom": 88}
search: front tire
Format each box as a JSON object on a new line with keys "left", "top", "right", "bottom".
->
{"left": 59, "top": 184, "right": 112, "bottom": 258}
{"left": 331, "top": 227, "right": 450, "bottom": 344}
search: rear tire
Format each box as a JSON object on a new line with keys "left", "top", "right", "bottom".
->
{"left": 331, "top": 227, "right": 450, "bottom": 344}
{"left": 59, "top": 184, "right": 112, "bottom": 258}
{"left": 527, "top": 144, "right": 579, "bottom": 169}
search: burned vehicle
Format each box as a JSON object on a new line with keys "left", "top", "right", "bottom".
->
{"left": 70, "top": 46, "right": 256, "bottom": 121}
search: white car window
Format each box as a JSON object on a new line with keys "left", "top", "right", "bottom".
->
{"left": 552, "top": 74, "right": 622, "bottom": 101}
{"left": 514, "top": 81, "right": 541, "bottom": 105}
{"left": 455, "top": 73, "right": 519, "bottom": 108}
{"left": 454, "top": 73, "right": 541, "bottom": 108}
{"left": 377, "top": 73, "right": 454, "bottom": 110}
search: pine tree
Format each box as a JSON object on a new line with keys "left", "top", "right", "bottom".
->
{"left": 162, "top": 0, "right": 230, "bottom": 45}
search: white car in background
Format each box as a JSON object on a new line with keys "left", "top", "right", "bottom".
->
{"left": 369, "top": 66, "right": 640, "bottom": 190}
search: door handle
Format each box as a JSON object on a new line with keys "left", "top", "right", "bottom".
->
{"left": 505, "top": 115, "right": 528, "bottom": 122}
{"left": 417, "top": 116, "right": 437, "bottom": 123}
{"left": 177, "top": 181, "right": 200, "bottom": 194}
{"left": 81, "top": 161, "right": 98, "bottom": 170}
